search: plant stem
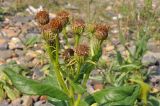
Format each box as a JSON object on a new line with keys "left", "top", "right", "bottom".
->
{"left": 54, "top": 34, "right": 69, "bottom": 93}
{"left": 74, "top": 94, "right": 82, "bottom": 106}
{"left": 75, "top": 34, "right": 80, "bottom": 47}
{"left": 82, "top": 73, "right": 89, "bottom": 87}
{"left": 46, "top": 34, "right": 69, "bottom": 94}
{"left": 63, "top": 28, "right": 69, "bottom": 47}
{"left": 55, "top": 34, "right": 59, "bottom": 64}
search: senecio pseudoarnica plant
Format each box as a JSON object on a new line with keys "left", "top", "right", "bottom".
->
{"left": 35, "top": 10, "right": 110, "bottom": 105}
{"left": 3, "top": 10, "right": 154, "bottom": 106}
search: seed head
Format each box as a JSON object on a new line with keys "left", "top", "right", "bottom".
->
{"left": 72, "top": 19, "right": 85, "bottom": 34}
{"left": 75, "top": 44, "right": 89, "bottom": 56}
{"left": 35, "top": 11, "right": 49, "bottom": 25}
{"left": 57, "top": 10, "right": 69, "bottom": 18}
{"left": 62, "top": 48, "right": 74, "bottom": 60}
{"left": 57, "top": 11, "right": 70, "bottom": 27}
{"left": 49, "top": 17, "right": 63, "bottom": 33}
{"left": 95, "top": 24, "right": 109, "bottom": 40}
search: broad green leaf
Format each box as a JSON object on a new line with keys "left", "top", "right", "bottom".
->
{"left": 48, "top": 97, "right": 68, "bottom": 106}
{"left": 41, "top": 74, "right": 60, "bottom": 88}
{"left": 85, "top": 85, "right": 140, "bottom": 106}
{"left": 70, "top": 81, "right": 86, "bottom": 94}
{"left": 3, "top": 68, "right": 69, "bottom": 100}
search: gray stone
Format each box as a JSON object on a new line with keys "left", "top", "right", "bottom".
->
{"left": 0, "top": 100, "right": 9, "bottom": 106}
{"left": 34, "top": 101, "right": 53, "bottom": 106}
{"left": 11, "top": 98, "right": 23, "bottom": 106}
{"left": 32, "top": 68, "right": 44, "bottom": 80}
{"left": 0, "top": 38, "right": 8, "bottom": 50}
{"left": 12, "top": 16, "right": 33, "bottom": 24}
{"left": 0, "top": 50, "right": 14, "bottom": 60}
{"left": 14, "top": 49, "right": 25, "bottom": 57}
{"left": 8, "top": 37, "right": 24, "bottom": 50}
{"left": 147, "top": 40, "right": 160, "bottom": 52}
{"left": 142, "top": 53, "right": 157, "bottom": 66}
{"left": 0, "top": 42, "right": 8, "bottom": 50}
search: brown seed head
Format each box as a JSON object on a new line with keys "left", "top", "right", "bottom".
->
{"left": 75, "top": 44, "right": 89, "bottom": 56}
{"left": 35, "top": 11, "right": 49, "bottom": 25}
{"left": 72, "top": 19, "right": 85, "bottom": 34}
{"left": 57, "top": 10, "right": 69, "bottom": 18}
{"left": 49, "top": 17, "right": 63, "bottom": 33}
{"left": 57, "top": 11, "right": 70, "bottom": 27}
{"left": 62, "top": 48, "right": 74, "bottom": 60}
{"left": 95, "top": 24, "right": 109, "bottom": 40}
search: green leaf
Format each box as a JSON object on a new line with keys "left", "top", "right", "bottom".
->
{"left": 118, "top": 64, "right": 141, "bottom": 72}
{"left": 41, "top": 74, "right": 60, "bottom": 88}
{"left": 148, "top": 95, "right": 160, "bottom": 106}
{"left": 85, "top": 85, "right": 140, "bottom": 106}
{"left": 48, "top": 97, "right": 69, "bottom": 106}
{"left": 79, "top": 99, "right": 90, "bottom": 106}
{"left": 3, "top": 85, "right": 19, "bottom": 100}
{"left": 130, "top": 79, "right": 150, "bottom": 105}
{"left": 24, "top": 36, "right": 40, "bottom": 47}
{"left": 116, "top": 51, "right": 123, "bottom": 65}
{"left": 3, "top": 68, "right": 69, "bottom": 100}
{"left": 70, "top": 81, "right": 86, "bottom": 94}
{"left": 0, "top": 85, "right": 5, "bottom": 101}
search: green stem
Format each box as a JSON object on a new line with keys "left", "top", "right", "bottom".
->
{"left": 55, "top": 34, "right": 69, "bottom": 93}
{"left": 75, "top": 34, "right": 80, "bottom": 47}
{"left": 63, "top": 28, "right": 69, "bottom": 47}
{"left": 82, "top": 74, "right": 89, "bottom": 87}
{"left": 76, "top": 62, "right": 81, "bottom": 77}
{"left": 69, "top": 81, "right": 75, "bottom": 106}
{"left": 74, "top": 94, "right": 82, "bottom": 106}
{"left": 55, "top": 34, "right": 59, "bottom": 63}
{"left": 46, "top": 34, "right": 69, "bottom": 94}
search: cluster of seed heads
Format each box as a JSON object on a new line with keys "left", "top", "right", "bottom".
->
{"left": 35, "top": 10, "right": 109, "bottom": 57}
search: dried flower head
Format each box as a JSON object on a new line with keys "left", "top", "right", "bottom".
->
{"left": 75, "top": 44, "right": 89, "bottom": 56}
{"left": 57, "top": 10, "right": 69, "bottom": 18}
{"left": 35, "top": 11, "right": 49, "bottom": 25}
{"left": 95, "top": 24, "right": 109, "bottom": 40}
{"left": 72, "top": 19, "right": 85, "bottom": 34}
{"left": 62, "top": 48, "right": 74, "bottom": 60}
{"left": 43, "top": 17, "right": 62, "bottom": 33}
{"left": 41, "top": 23, "right": 55, "bottom": 45}
{"left": 57, "top": 11, "right": 70, "bottom": 27}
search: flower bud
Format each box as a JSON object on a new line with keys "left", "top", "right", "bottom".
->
{"left": 72, "top": 19, "right": 85, "bottom": 34}
{"left": 57, "top": 10, "right": 70, "bottom": 27}
{"left": 75, "top": 44, "right": 89, "bottom": 57}
{"left": 43, "top": 17, "right": 62, "bottom": 33}
{"left": 35, "top": 11, "right": 49, "bottom": 25}
{"left": 62, "top": 48, "right": 74, "bottom": 61}
{"left": 95, "top": 24, "right": 109, "bottom": 41}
